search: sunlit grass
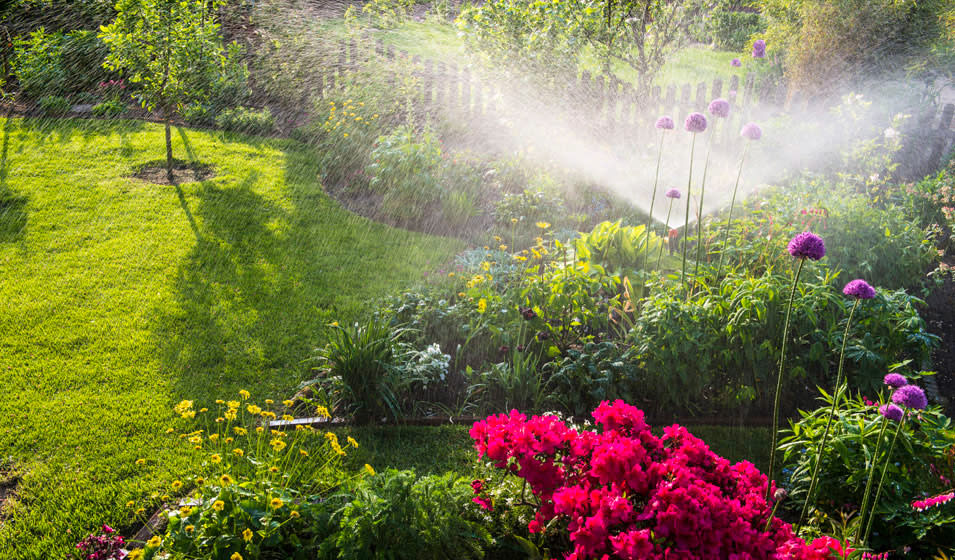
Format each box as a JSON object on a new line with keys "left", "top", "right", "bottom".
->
{"left": 0, "top": 117, "right": 462, "bottom": 557}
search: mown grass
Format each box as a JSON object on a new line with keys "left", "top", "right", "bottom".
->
{"left": 0, "top": 116, "right": 462, "bottom": 558}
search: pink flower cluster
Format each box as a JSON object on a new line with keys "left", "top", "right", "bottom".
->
{"left": 911, "top": 491, "right": 954, "bottom": 512}
{"left": 470, "top": 400, "right": 842, "bottom": 559}
{"left": 68, "top": 524, "right": 125, "bottom": 560}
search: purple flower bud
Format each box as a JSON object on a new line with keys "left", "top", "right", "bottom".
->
{"left": 740, "top": 122, "right": 762, "bottom": 140}
{"left": 752, "top": 39, "right": 766, "bottom": 59}
{"left": 786, "top": 232, "right": 825, "bottom": 260}
{"left": 684, "top": 112, "right": 707, "bottom": 133}
{"left": 884, "top": 373, "right": 908, "bottom": 388}
{"left": 892, "top": 384, "right": 928, "bottom": 410}
{"left": 655, "top": 116, "right": 675, "bottom": 130}
{"left": 879, "top": 403, "right": 903, "bottom": 421}
{"left": 731, "top": 58, "right": 742, "bottom": 67}
{"left": 843, "top": 279, "right": 876, "bottom": 299}
{"left": 665, "top": 188, "right": 681, "bottom": 199}
{"left": 708, "top": 98, "right": 730, "bottom": 118}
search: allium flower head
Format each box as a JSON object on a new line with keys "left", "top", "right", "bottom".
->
{"left": 879, "top": 403, "right": 903, "bottom": 422}
{"left": 884, "top": 373, "right": 908, "bottom": 388}
{"left": 708, "top": 98, "right": 730, "bottom": 118}
{"left": 684, "top": 112, "right": 707, "bottom": 133}
{"left": 752, "top": 39, "right": 766, "bottom": 58}
{"left": 787, "top": 232, "right": 825, "bottom": 260}
{"left": 655, "top": 116, "right": 675, "bottom": 130}
{"left": 740, "top": 122, "right": 762, "bottom": 140}
{"left": 892, "top": 384, "right": 927, "bottom": 410}
{"left": 665, "top": 188, "right": 681, "bottom": 199}
{"left": 843, "top": 279, "right": 876, "bottom": 299}
{"left": 731, "top": 58, "right": 742, "bottom": 67}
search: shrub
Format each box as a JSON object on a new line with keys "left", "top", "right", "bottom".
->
{"left": 706, "top": 4, "right": 764, "bottom": 50}
{"left": 324, "top": 470, "right": 493, "bottom": 559}
{"left": 37, "top": 94, "right": 71, "bottom": 115}
{"left": 12, "top": 28, "right": 67, "bottom": 99}
{"left": 780, "top": 388, "right": 955, "bottom": 554}
{"left": 470, "top": 400, "right": 846, "bottom": 559}
{"left": 68, "top": 525, "right": 125, "bottom": 560}
{"left": 91, "top": 99, "right": 125, "bottom": 118}
{"left": 542, "top": 342, "right": 641, "bottom": 418}
{"left": 366, "top": 125, "right": 445, "bottom": 222}
{"left": 215, "top": 106, "right": 275, "bottom": 135}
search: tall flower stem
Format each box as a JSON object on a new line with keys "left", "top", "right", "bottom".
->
{"left": 862, "top": 416, "right": 906, "bottom": 547}
{"left": 694, "top": 121, "right": 719, "bottom": 283}
{"left": 644, "top": 130, "right": 666, "bottom": 273}
{"left": 766, "top": 257, "right": 806, "bottom": 509}
{"left": 657, "top": 198, "right": 675, "bottom": 269}
{"left": 681, "top": 134, "right": 697, "bottom": 293}
{"left": 715, "top": 143, "right": 749, "bottom": 282}
{"left": 854, "top": 415, "right": 890, "bottom": 546}
{"left": 797, "top": 299, "right": 860, "bottom": 529}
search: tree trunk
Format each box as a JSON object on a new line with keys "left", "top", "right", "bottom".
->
{"left": 165, "top": 117, "right": 173, "bottom": 183}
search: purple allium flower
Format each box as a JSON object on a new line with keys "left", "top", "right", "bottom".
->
{"left": 884, "top": 373, "right": 908, "bottom": 388}
{"left": 708, "top": 98, "right": 730, "bottom": 118}
{"left": 752, "top": 39, "right": 766, "bottom": 59}
{"left": 787, "top": 232, "right": 826, "bottom": 260}
{"left": 879, "top": 403, "right": 904, "bottom": 422}
{"left": 731, "top": 58, "right": 742, "bottom": 67}
{"left": 655, "top": 116, "right": 675, "bottom": 130}
{"left": 843, "top": 279, "right": 876, "bottom": 299}
{"left": 665, "top": 188, "right": 681, "bottom": 199}
{"left": 684, "top": 112, "right": 707, "bottom": 133}
{"left": 892, "top": 384, "right": 928, "bottom": 410}
{"left": 740, "top": 122, "right": 762, "bottom": 140}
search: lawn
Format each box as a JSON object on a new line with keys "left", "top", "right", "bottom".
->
{"left": 0, "top": 117, "right": 462, "bottom": 558}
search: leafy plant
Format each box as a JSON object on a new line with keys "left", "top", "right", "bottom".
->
{"left": 573, "top": 220, "right": 663, "bottom": 275}
{"left": 91, "top": 99, "right": 125, "bottom": 118}
{"left": 12, "top": 28, "right": 67, "bottom": 99}
{"left": 215, "top": 106, "right": 275, "bottom": 135}
{"left": 37, "top": 94, "right": 70, "bottom": 115}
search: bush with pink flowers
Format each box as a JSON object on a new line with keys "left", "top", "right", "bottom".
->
{"left": 470, "top": 399, "right": 848, "bottom": 559}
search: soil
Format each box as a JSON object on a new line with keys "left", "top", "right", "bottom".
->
{"left": 0, "top": 468, "right": 20, "bottom": 521}
{"left": 131, "top": 160, "right": 215, "bottom": 186}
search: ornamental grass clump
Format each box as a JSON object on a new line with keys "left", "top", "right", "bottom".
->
{"left": 643, "top": 116, "right": 675, "bottom": 272}
{"left": 716, "top": 122, "right": 762, "bottom": 281}
{"left": 657, "top": 188, "right": 681, "bottom": 269}
{"left": 767, "top": 232, "right": 825, "bottom": 512}
{"left": 470, "top": 400, "right": 850, "bottom": 559}
{"left": 798, "top": 279, "right": 877, "bottom": 528}
{"left": 681, "top": 112, "right": 707, "bottom": 292}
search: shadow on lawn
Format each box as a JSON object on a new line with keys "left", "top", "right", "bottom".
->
{"left": 0, "top": 115, "right": 28, "bottom": 243}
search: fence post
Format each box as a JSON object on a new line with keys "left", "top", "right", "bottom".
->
{"left": 436, "top": 62, "right": 445, "bottom": 109}
{"left": 680, "top": 83, "right": 691, "bottom": 119}
{"left": 665, "top": 85, "right": 676, "bottom": 117}
{"left": 462, "top": 67, "right": 472, "bottom": 119}
{"left": 695, "top": 81, "right": 706, "bottom": 111}
{"left": 338, "top": 40, "right": 347, "bottom": 86}
{"left": 473, "top": 75, "right": 483, "bottom": 118}
{"left": 449, "top": 62, "right": 459, "bottom": 114}
{"left": 712, "top": 78, "right": 722, "bottom": 100}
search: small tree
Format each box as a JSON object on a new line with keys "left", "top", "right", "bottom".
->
{"left": 101, "top": 0, "right": 225, "bottom": 181}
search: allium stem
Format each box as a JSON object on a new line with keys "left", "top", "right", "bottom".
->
{"left": 644, "top": 130, "right": 666, "bottom": 273}
{"left": 863, "top": 415, "right": 905, "bottom": 547}
{"left": 681, "top": 134, "right": 697, "bottom": 293}
{"left": 855, "top": 414, "right": 890, "bottom": 547}
{"left": 657, "top": 198, "right": 675, "bottom": 269}
{"left": 766, "top": 257, "right": 805, "bottom": 509}
{"left": 715, "top": 143, "right": 749, "bottom": 282}
{"left": 694, "top": 121, "right": 719, "bottom": 283}
{"left": 798, "top": 298, "right": 860, "bottom": 529}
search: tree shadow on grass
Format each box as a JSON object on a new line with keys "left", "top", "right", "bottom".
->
{"left": 0, "top": 115, "right": 28, "bottom": 243}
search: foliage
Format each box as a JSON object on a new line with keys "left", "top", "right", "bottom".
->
{"left": 456, "top": 0, "right": 716, "bottom": 93}
{"left": 704, "top": 3, "right": 764, "bottom": 50}
{"left": 347, "top": 0, "right": 416, "bottom": 29}
{"left": 470, "top": 400, "right": 841, "bottom": 559}
{"left": 573, "top": 220, "right": 662, "bottom": 274}
{"left": 67, "top": 525, "right": 125, "bottom": 560}
{"left": 36, "top": 93, "right": 70, "bottom": 115}
{"left": 542, "top": 341, "right": 641, "bottom": 418}
{"left": 12, "top": 28, "right": 67, "bottom": 99}
{"left": 324, "top": 469, "right": 493, "bottom": 559}
{"left": 91, "top": 99, "right": 125, "bottom": 118}
{"left": 780, "top": 388, "right": 955, "bottom": 554}
{"left": 215, "top": 106, "right": 275, "bottom": 135}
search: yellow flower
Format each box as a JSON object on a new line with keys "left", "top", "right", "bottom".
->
{"left": 196, "top": 477, "right": 204, "bottom": 485}
{"left": 188, "top": 435, "right": 202, "bottom": 444}
{"left": 199, "top": 407, "right": 208, "bottom": 413}
{"left": 184, "top": 524, "right": 195, "bottom": 534}
{"left": 146, "top": 535, "right": 162, "bottom": 548}
{"left": 364, "top": 464, "right": 376, "bottom": 476}
{"left": 165, "top": 427, "right": 175, "bottom": 434}
{"left": 210, "top": 454, "right": 222, "bottom": 463}
{"left": 239, "top": 390, "right": 251, "bottom": 400}
{"left": 536, "top": 221, "right": 551, "bottom": 229}
{"left": 233, "top": 448, "right": 244, "bottom": 457}
{"left": 282, "top": 414, "right": 294, "bottom": 421}
{"left": 480, "top": 261, "right": 491, "bottom": 271}
{"left": 227, "top": 400, "right": 240, "bottom": 409}
{"left": 458, "top": 292, "right": 466, "bottom": 298}
{"left": 220, "top": 474, "right": 234, "bottom": 485}
{"left": 270, "top": 439, "right": 287, "bottom": 452}
{"left": 477, "top": 299, "right": 487, "bottom": 314}
{"left": 126, "top": 500, "right": 135, "bottom": 508}
{"left": 128, "top": 550, "right": 144, "bottom": 560}
{"left": 135, "top": 508, "right": 145, "bottom": 515}
{"left": 299, "top": 449, "right": 308, "bottom": 457}
{"left": 231, "top": 554, "right": 243, "bottom": 560}
{"left": 179, "top": 506, "right": 193, "bottom": 516}
{"left": 343, "top": 133, "right": 349, "bottom": 138}
{"left": 255, "top": 426, "right": 265, "bottom": 434}
{"left": 265, "top": 399, "right": 274, "bottom": 405}
{"left": 247, "top": 405, "right": 262, "bottom": 415}
{"left": 213, "top": 500, "right": 225, "bottom": 511}
{"left": 174, "top": 400, "right": 194, "bottom": 414}
{"left": 135, "top": 458, "right": 146, "bottom": 466}
{"left": 181, "top": 409, "right": 196, "bottom": 419}
{"left": 233, "top": 427, "right": 247, "bottom": 436}
{"left": 329, "top": 321, "right": 339, "bottom": 327}
{"left": 215, "top": 399, "right": 225, "bottom": 404}
{"left": 499, "top": 244, "right": 507, "bottom": 251}
{"left": 347, "top": 436, "right": 359, "bottom": 448}
{"left": 494, "top": 235, "right": 502, "bottom": 242}
{"left": 261, "top": 411, "right": 276, "bottom": 419}
{"left": 243, "top": 527, "right": 254, "bottom": 542}
{"left": 283, "top": 399, "right": 294, "bottom": 407}
{"left": 269, "top": 466, "right": 280, "bottom": 473}
{"left": 316, "top": 406, "right": 331, "bottom": 418}
{"left": 209, "top": 434, "right": 219, "bottom": 442}
{"left": 171, "top": 480, "right": 183, "bottom": 491}
{"left": 270, "top": 497, "right": 284, "bottom": 509}
{"left": 224, "top": 409, "right": 237, "bottom": 421}
{"left": 510, "top": 218, "right": 519, "bottom": 224}
{"left": 290, "top": 510, "right": 300, "bottom": 519}
{"left": 161, "top": 495, "right": 170, "bottom": 501}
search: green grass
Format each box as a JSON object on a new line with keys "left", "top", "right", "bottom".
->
{"left": 580, "top": 45, "right": 747, "bottom": 88}
{"left": 0, "top": 117, "right": 462, "bottom": 558}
